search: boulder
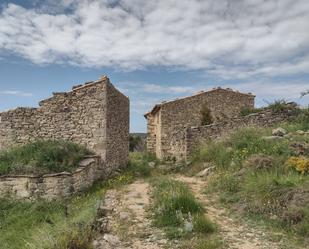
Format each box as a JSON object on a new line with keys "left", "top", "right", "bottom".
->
{"left": 196, "top": 166, "right": 216, "bottom": 177}
{"left": 296, "top": 130, "right": 305, "bottom": 135}
{"left": 262, "top": 136, "right": 284, "bottom": 141}
{"left": 272, "top": 127, "right": 287, "bottom": 137}
{"left": 244, "top": 154, "right": 274, "bottom": 171}
{"left": 148, "top": 162, "right": 156, "bottom": 168}
{"left": 289, "top": 142, "right": 309, "bottom": 156}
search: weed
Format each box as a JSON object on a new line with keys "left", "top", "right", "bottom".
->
{"left": 200, "top": 103, "right": 213, "bottom": 125}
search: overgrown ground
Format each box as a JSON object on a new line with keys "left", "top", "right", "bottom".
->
{"left": 0, "top": 172, "right": 134, "bottom": 249}
{"left": 184, "top": 107, "right": 309, "bottom": 247}
{"left": 0, "top": 140, "right": 93, "bottom": 175}
{"left": 1, "top": 106, "right": 308, "bottom": 249}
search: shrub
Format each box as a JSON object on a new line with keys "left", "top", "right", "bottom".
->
{"left": 268, "top": 99, "right": 290, "bottom": 113}
{"left": 127, "top": 152, "right": 157, "bottom": 177}
{"left": 200, "top": 103, "right": 213, "bottom": 125}
{"left": 152, "top": 179, "right": 203, "bottom": 227}
{"left": 0, "top": 140, "right": 92, "bottom": 175}
{"left": 240, "top": 106, "right": 262, "bottom": 116}
{"left": 193, "top": 214, "right": 216, "bottom": 233}
{"left": 285, "top": 157, "right": 309, "bottom": 174}
{"left": 55, "top": 223, "right": 94, "bottom": 249}
{"left": 191, "top": 143, "right": 232, "bottom": 169}
{"left": 244, "top": 154, "right": 274, "bottom": 171}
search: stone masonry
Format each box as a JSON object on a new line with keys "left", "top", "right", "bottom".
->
{"left": 0, "top": 156, "right": 103, "bottom": 200}
{"left": 144, "top": 88, "right": 255, "bottom": 160}
{"left": 0, "top": 75, "right": 129, "bottom": 174}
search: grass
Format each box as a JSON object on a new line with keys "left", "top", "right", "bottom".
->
{"left": 126, "top": 152, "right": 158, "bottom": 177}
{"left": 0, "top": 151, "right": 158, "bottom": 249}
{"left": 240, "top": 106, "right": 262, "bottom": 116}
{"left": 151, "top": 178, "right": 217, "bottom": 239}
{"left": 0, "top": 172, "right": 134, "bottom": 249}
{"left": 0, "top": 140, "right": 93, "bottom": 175}
{"left": 190, "top": 113, "right": 309, "bottom": 244}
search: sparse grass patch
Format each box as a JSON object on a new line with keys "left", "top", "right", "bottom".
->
{"left": 0, "top": 140, "right": 93, "bottom": 175}
{"left": 151, "top": 178, "right": 217, "bottom": 240}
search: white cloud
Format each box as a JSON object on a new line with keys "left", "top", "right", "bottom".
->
{"left": 0, "top": 90, "right": 34, "bottom": 97}
{"left": 220, "top": 80, "right": 309, "bottom": 106}
{"left": 142, "top": 83, "right": 200, "bottom": 94}
{"left": 0, "top": 0, "right": 309, "bottom": 78}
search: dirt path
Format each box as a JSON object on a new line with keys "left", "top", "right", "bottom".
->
{"left": 93, "top": 180, "right": 170, "bottom": 249}
{"left": 174, "top": 175, "right": 294, "bottom": 249}
{"left": 93, "top": 176, "right": 302, "bottom": 249}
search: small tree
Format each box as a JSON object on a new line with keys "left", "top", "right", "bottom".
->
{"left": 200, "top": 103, "right": 213, "bottom": 125}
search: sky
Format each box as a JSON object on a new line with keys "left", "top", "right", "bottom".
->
{"left": 0, "top": 0, "right": 308, "bottom": 132}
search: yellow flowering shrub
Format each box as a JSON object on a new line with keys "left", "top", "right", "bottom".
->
{"left": 285, "top": 156, "right": 309, "bottom": 174}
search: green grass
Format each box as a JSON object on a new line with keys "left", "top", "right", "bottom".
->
{"left": 0, "top": 151, "right": 157, "bottom": 249}
{"left": 0, "top": 170, "right": 134, "bottom": 249}
{"left": 151, "top": 178, "right": 216, "bottom": 239}
{"left": 126, "top": 152, "right": 158, "bottom": 177}
{"left": 191, "top": 116, "right": 309, "bottom": 244}
{"left": 0, "top": 140, "right": 93, "bottom": 175}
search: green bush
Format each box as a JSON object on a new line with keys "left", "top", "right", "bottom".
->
{"left": 0, "top": 140, "right": 92, "bottom": 175}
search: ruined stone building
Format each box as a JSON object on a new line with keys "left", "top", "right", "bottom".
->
{"left": 144, "top": 88, "right": 255, "bottom": 160}
{"left": 0, "top": 76, "right": 129, "bottom": 173}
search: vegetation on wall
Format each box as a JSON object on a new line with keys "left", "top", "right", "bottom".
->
{"left": 200, "top": 103, "right": 213, "bottom": 125}
{"left": 0, "top": 140, "right": 93, "bottom": 175}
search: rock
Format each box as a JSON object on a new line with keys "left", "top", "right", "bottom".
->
{"left": 244, "top": 154, "right": 274, "bottom": 170}
{"left": 196, "top": 166, "right": 216, "bottom": 177}
{"left": 184, "top": 220, "right": 193, "bottom": 232}
{"left": 148, "top": 161, "right": 156, "bottom": 168}
{"left": 262, "top": 136, "right": 284, "bottom": 141}
{"left": 296, "top": 130, "right": 305, "bottom": 135}
{"left": 119, "top": 211, "right": 130, "bottom": 221}
{"left": 289, "top": 142, "right": 309, "bottom": 156}
{"left": 97, "top": 206, "right": 113, "bottom": 217}
{"left": 272, "top": 127, "right": 287, "bottom": 137}
{"left": 103, "top": 234, "right": 120, "bottom": 246}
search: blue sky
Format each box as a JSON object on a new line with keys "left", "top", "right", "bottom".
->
{"left": 0, "top": 0, "right": 308, "bottom": 132}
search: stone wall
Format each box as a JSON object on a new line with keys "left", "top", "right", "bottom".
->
{"left": 145, "top": 88, "right": 255, "bottom": 159}
{"left": 105, "top": 82, "right": 130, "bottom": 172}
{"left": 0, "top": 156, "right": 103, "bottom": 200}
{"left": 173, "top": 104, "right": 299, "bottom": 161}
{"left": 0, "top": 76, "right": 129, "bottom": 174}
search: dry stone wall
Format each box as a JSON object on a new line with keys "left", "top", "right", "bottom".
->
{"left": 174, "top": 104, "right": 299, "bottom": 161}
{"left": 0, "top": 156, "right": 103, "bottom": 200}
